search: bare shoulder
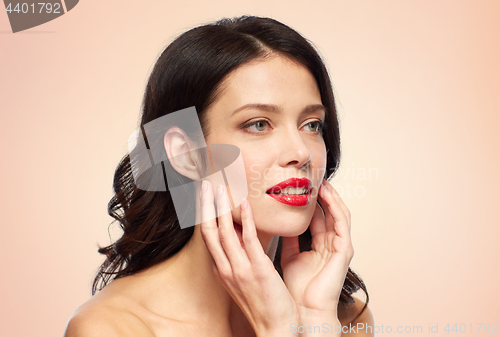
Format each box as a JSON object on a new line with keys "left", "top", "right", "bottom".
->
{"left": 338, "top": 296, "right": 375, "bottom": 336}
{"left": 63, "top": 296, "right": 155, "bottom": 337}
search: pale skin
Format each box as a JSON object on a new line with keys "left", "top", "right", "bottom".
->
{"left": 64, "top": 55, "right": 374, "bottom": 337}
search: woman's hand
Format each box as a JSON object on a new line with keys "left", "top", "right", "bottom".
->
{"left": 280, "top": 178, "right": 354, "bottom": 322}
{"left": 199, "top": 180, "right": 299, "bottom": 337}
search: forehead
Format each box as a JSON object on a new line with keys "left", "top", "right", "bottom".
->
{"left": 211, "top": 55, "right": 322, "bottom": 114}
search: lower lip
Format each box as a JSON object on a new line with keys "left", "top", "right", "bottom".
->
{"left": 266, "top": 193, "right": 311, "bottom": 206}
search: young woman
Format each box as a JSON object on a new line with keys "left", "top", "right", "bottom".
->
{"left": 64, "top": 16, "right": 373, "bottom": 337}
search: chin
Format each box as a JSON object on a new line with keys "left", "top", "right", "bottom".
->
{"left": 255, "top": 216, "right": 312, "bottom": 237}
{"left": 230, "top": 214, "right": 309, "bottom": 237}
{"left": 261, "top": 207, "right": 315, "bottom": 237}
{"left": 230, "top": 197, "right": 315, "bottom": 237}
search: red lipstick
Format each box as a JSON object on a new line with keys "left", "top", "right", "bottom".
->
{"left": 265, "top": 177, "right": 313, "bottom": 206}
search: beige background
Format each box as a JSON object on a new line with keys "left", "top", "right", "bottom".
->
{"left": 1, "top": 1, "right": 499, "bottom": 336}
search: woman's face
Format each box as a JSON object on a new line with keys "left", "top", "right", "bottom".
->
{"left": 204, "top": 55, "right": 327, "bottom": 237}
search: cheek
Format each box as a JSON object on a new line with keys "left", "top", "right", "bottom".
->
{"left": 229, "top": 152, "right": 262, "bottom": 225}
{"left": 319, "top": 144, "right": 327, "bottom": 167}
{"left": 317, "top": 152, "right": 327, "bottom": 175}
{"left": 309, "top": 146, "right": 327, "bottom": 197}
{"left": 242, "top": 153, "right": 267, "bottom": 193}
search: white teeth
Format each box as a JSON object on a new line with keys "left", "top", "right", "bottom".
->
{"left": 274, "top": 187, "right": 308, "bottom": 195}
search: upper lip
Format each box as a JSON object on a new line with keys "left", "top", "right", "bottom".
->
{"left": 266, "top": 177, "right": 313, "bottom": 194}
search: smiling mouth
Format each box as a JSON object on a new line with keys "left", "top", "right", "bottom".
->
{"left": 265, "top": 177, "right": 313, "bottom": 196}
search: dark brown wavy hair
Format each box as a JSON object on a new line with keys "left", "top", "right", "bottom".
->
{"left": 92, "top": 15, "right": 369, "bottom": 324}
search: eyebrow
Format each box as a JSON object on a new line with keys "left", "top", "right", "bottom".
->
{"left": 230, "top": 103, "right": 326, "bottom": 117}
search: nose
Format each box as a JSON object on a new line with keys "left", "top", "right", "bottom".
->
{"left": 276, "top": 127, "right": 311, "bottom": 170}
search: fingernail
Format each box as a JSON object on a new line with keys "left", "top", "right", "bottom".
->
{"left": 241, "top": 198, "right": 248, "bottom": 210}
{"left": 217, "top": 184, "right": 224, "bottom": 197}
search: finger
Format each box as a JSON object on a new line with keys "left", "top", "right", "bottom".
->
{"left": 199, "top": 180, "right": 232, "bottom": 274}
{"left": 309, "top": 202, "right": 328, "bottom": 238}
{"left": 240, "top": 198, "right": 268, "bottom": 265}
{"left": 216, "top": 185, "right": 248, "bottom": 268}
{"left": 316, "top": 185, "right": 336, "bottom": 233}
{"left": 318, "top": 182, "right": 350, "bottom": 240}
{"left": 323, "top": 179, "right": 351, "bottom": 225}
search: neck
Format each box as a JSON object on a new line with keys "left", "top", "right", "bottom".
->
{"left": 129, "top": 220, "right": 278, "bottom": 332}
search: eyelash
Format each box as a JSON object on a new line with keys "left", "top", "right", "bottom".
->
{"left": 243, "top": 119, "right": 325, "bottom": 134}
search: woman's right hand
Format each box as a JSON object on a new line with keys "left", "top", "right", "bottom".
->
{"left": 199, "top": 180, "right": 299, "bottom": 337}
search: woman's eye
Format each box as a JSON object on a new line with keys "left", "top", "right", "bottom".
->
{"left": 304, "top": 120, "right": 324, "bottom": 132}
{"left": 245, "top": 120, "right": 270, "bottom": 133}
{"left": 244, "top": 119, "right": 324, "bottom": 134}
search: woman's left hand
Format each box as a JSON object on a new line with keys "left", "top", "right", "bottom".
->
{"left": 280, "top": 178, "right": 354, "bottom": 320}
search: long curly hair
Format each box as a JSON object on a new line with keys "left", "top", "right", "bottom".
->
{"left": 92, "top": 15, "right": 369, "bottom": 324}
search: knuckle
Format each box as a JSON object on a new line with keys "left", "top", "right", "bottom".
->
{"left": 217, "top": 266, "right": 232, "bottom": 279}
{"left": 218, "top": 227, "right": 228, "bottom": 239}
{"left": 233, "top": 268, "right": 249, "bottom": 283}
{"left": 242, "top": 234, "right": 254, "bottom": 246}
{"left": 348, "top": 246, "right": 355, "bottom": 259}
{"left": 346, "top": 209, "right": 351, "bottom": 219}
{"left": 254, "top": 260, "right": 273, "bottom": 280}
{"left": 200, "top": 228, "right": 214, "bottom": 243}
{"left": 218, "top": 235, "right": 227, "bottom": 248}
{"left": 252, "top": 268, "right": 266, "bottom": 282}
{"left": 255, "top": 260, "right": 274, "bottom": 283}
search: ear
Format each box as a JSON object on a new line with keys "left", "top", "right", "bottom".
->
{"left": 163, "top": 127, "right": 203, "bottom": 181}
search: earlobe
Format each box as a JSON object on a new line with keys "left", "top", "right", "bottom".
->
{"left": 164, "top": 127, "right": 203, "bottom": 181}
